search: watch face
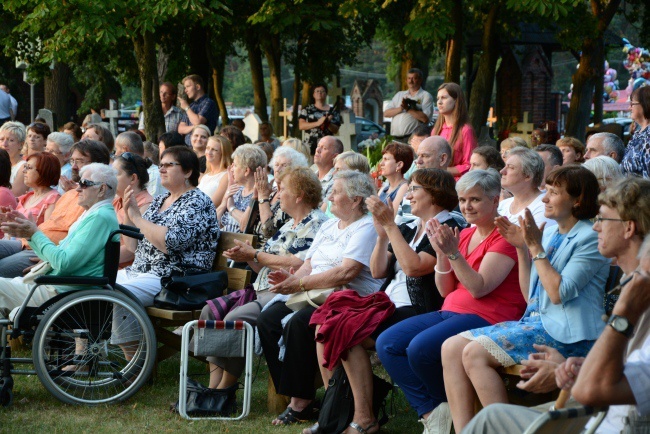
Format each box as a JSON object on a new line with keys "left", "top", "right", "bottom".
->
{"left": 612, "top": 317, "right": 627, "bottom": 329}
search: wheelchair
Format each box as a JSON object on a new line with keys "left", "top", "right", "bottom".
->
{"left": 0, "top": 225, "right": 157, "bottom": 407}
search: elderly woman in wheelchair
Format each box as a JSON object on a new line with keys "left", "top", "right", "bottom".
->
{"left": 0, "top": 163, "right": 119, "bottom": 314}
{"left": 0, "top": 163, "right": 159, "bottom": 407}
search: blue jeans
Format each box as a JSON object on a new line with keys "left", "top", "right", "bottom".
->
{"left": 376, "top": 310, "right": 489, "bottom": 417}
{"left": 0, "top": 241, "right": 33, "bottom": 278}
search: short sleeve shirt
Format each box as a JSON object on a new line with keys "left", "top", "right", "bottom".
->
{"left": 306, "top": 214, "right": 384, "bottom": 296}
{"left": 129, "top": 189, "right": 218, "bottom": 276}
{"left": 441, "top": 226, "right": 526, "bottom": 324}
{"left": 180, "top": 95, "right": 219, "bottom": 145}
{"left": 299, "top": 105, "right": 342, "bottom": 154}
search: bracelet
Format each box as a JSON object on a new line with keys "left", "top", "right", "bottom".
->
{"left": 299, "top": 277, "right": 306, "bottom": 292}
{"left": 259, "top": 198, "right": 270, "bottom": 204}
{"left": 228, "top": 206, "right": 235, "bottom": 213}
{"left": 434, "top": 265, "right": 453, "bottom": 275}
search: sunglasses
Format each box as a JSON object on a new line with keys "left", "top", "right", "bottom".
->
{"left": 78, "top": 178, "right": 112, "bottom": 189}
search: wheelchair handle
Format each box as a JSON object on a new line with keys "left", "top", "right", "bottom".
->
{"left": 120, "top": 230, "right": 144, "bottom": 241}
{"left": 119, "top": 224, "right": 141, "bottom": 233}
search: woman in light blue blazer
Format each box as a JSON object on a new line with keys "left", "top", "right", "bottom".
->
{"left": 441, "top": 165, "right": 610, "bottom": 432}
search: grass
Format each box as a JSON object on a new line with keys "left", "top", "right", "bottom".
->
{"left": 1, "top": 348, "right": 422, "bottom": 434}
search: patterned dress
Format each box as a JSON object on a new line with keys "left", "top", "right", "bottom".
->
{"left": 621, "top": 125, "right": 650, "bottom": 178}
{"left": 220, "top": 187, "right": 254, "bottom": 233}
{"left": 460, "top": 232, "right": 595, "bottom": 366}
{"left": 299, "top": 105, "right": 342, "bottom": 155}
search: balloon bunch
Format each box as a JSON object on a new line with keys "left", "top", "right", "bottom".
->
{"left": 622, "top": 38, "right": 650, "bottom": 92}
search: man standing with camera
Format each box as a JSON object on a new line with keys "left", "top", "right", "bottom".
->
{"left": 383, "top": 68, "right": 434, "bottom": 142}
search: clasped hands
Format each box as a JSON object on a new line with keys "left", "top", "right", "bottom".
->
{"left": 222, "top": 239, "right": 256, "bottom": 263}
{"left": 495, "top": 208, "right": 546, "bottom": 252}
{"left": 0, "top": 207, "right": 38, "bottom": 239}
{"left": 517, "top": 344, "right": 584, "bottom": 394}
{"left": 267, "top": 267, "right": 301, "bottom": 295}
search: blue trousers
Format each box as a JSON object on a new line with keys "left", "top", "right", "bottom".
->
{"left": 376, "top": 310, "right": 489, "bottom": 417}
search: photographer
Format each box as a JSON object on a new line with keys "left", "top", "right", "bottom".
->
{"left": 383, "top": 68, "right": 434, "bottom": 142}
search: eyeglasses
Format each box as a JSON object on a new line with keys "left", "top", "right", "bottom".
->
{"left": 591, "top": 215, "right": 626, "bottom": 224}
{"left": 78, "top": 178, "right": 112, "bottom": 189}
{"left": 23, "top": 164, "right": 35, "bottom": 171}
{"left": 407, "top": 185, "right": 424, "bottom": 194}
{"left": 159, "top": 162, "right": 182, "bottom": 170}
{"left": 70, "top": 158, "right": 89, "bottom": 166}
{"left": 630, "top": 102, "right": 641, "bottom": 107}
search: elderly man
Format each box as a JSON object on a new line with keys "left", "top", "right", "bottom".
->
{"left": 584, "top": 132, "right": 626, "bottom": 163}
{"left": 384, "top": 68, "right": 434, "bottom": 141}
{"left": 405, "top": 125, "right": 433, "bottom": 178}
{"left": 0, "top": 85, "right": 17, "bottom": 121}
{"left": 45, "top": 132, "right": 75, "bottom": 194}
{"left": 534, "top": 144, "right": 563, "bottom": 190}
{"left": 313, "top": 136, "right": 343, "bottom": 207}
{"left": 0, "top": 140, "right": 111, "bottom": 278}
{"left": 398, "top": 135, "right": 465, "bottom": 227}
{"left": 138, "top": 82, "right": 184, "bottom": 135}
{"left": 177, "top": 74, "right": 218, "bottom": 145}
{"left": 114, "top": 131, "right": 165, "bottom": 196}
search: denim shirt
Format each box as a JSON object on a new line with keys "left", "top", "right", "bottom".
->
{"left": 533, "top": 219, "right": 610, "bottom": 343}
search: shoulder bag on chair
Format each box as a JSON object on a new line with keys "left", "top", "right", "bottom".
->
{"left": 154, "top": 267, "right": 228, "bottom": 310}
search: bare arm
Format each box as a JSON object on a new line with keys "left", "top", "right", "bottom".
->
{"left": 407, "top": 108, "right": 429, "bottom": 124}
{"left": 269, "top": 257, "right": 364, "bottom": 294}
{"left": 299, "top": 117, "right": 326, "bottom": 131}
{"left": 210, "top": 174, "right": 229, "bottom": 208}
{"left": 572, "top": 270, "right": 650, "bottom": 407}
{"left": 496, "top": 216, "right": 531, "bottom": 300}
{"left": 383, "top": 107, "right": 403, "bottom": 118}
{"left": 177, "top": 121, "right": 193, "bottom": 135}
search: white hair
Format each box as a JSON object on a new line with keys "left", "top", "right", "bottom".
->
{"left": 80, "top": 163, "right": 117, "bottom": 199}
{"left": 270, "top": 146, "right": 308, "bottom": 169}
{"left": 456, "top": 168, "right": 501, "bottom": 199}
{"left": 47, "top": 132, "right": 75, "bottom": 155}
{"left": 583, "top": 156, "right": 623, "bottom": 190}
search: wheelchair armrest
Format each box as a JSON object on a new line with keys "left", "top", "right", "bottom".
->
{"left": 34, "top": 275, "right": 110, "bottom": 286}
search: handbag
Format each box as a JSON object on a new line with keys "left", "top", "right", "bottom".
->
{"left": 317, "top": 365, "right": 393, "bottom": 433}
{"left": 173, "top": 377, "right": 238, "bottom": 416}
{"left": 285, "top": 287, "right": 336, "bottom": 311}
{"left": 154, "top": 269, "right": 228, "bottom": 310}
{"left": 22, "top": 261, "right": 53, "bottom": 284}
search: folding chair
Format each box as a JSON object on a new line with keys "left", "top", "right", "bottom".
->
{"left": 178, "top": 320, "right": 254, "bottom": 420}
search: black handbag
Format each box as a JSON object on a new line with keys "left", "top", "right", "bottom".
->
{"left": 317, "top": 365, "right": 393, "bottom": 433}
{"left": 173, "top": 378, "right": 238, "bottom": 416}
{"left": 154, "top": 268, "right": 228, "bottom": 310}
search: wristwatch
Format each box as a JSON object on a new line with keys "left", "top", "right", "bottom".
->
{"left": 253, "top": 251, "right": 260, "bottom": 263}
{"left": 447, "top": 251, "right": 461, "bottom": 261}
{"left": 532, "top": 251, "right": 548, "bottom": 262}
{"left": 299, "top": 277, "right": 307, "bottom": 292}
{"left": 259, "top": 198, "right": 270, "bottom": 204}
{"left": 607, "top": 315, "right": 634, "bottom": 338}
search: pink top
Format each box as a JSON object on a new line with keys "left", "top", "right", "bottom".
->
{"left": 16, "top": 189, "right": 60, "bottom": 226}
{"left": 441, "top": 226, "right": 526, "bottom": 325}
{"left": 112, "top": 190, "right": 154, "bottom": 225}
{"left": 0, "top": 187, "right": 17, "bottom": 238}
{"left": 436, "top": 123, "right": 477, "bottom": 180}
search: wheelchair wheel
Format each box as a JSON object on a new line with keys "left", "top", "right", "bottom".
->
{"left": 32, "top": 289, "right": 156, "bottom": 405}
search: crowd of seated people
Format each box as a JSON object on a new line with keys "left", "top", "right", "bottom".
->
{"left": 3, "top": 99, "right": 650, "bottom": 434}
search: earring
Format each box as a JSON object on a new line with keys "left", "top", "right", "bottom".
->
{"left": 185, "top": 178, "right": 190, "bottom": 187}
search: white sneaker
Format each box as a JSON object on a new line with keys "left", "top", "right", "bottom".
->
{"left": 419, "top": 402, "right": 452, "bottom": 434}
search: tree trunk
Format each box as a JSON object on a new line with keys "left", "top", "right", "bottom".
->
{"left": 205, "top": 30, "right": 228, "bottom": 127}
{"left": 157, "top": 45, "right": 169, "bottom": 85}
{"left": 399, "top": 44, "right": 431, "bottom": 90}
{"left": 44, "top": 62, "right": 71, "bottom": 128}
{"left": 291, "top": 69, "right": 301, "bottom": 138}
{"left": 133, "top": 32, "right": 164, "bottom": 141}
{"left": 246, "top": 29, "right": 268, "bottom": 122}
{"left": 262, "top": 35, "right": 283, "bottom": 137}
{"left": 444, "top": 0, "right": 463, "bottom": 84}
{"left": 565, "top": 0, "right": 621, "bottom": 141}
{"left": 189, "top": 25, "right": 211, "bottom": 96}
{"left": 302, "top": 82, "right": 311, "bottom": 108}
{"left": 468, "top": 4, "right": 500, "bottom": 134}
{"left": 211, "top": 59, "right": 228, "bottom": 127}
{"left": 592, "top": 37, "right": 605, "bottom": 126}
{"left": 565, "top": 38, "right": 603, "bottom": 141}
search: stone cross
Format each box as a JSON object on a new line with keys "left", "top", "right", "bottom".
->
{"left": 104, "top": 99, "right": 120, "bottom": 137}
{"left": 328, "top": 76, "right": 344, "bottom": 106}
{"left": 337, "top": 111, "right": 357, "bottom": 152}
{"left": 37, "top": 108, "right": 57, "bottom": 132}
{"left": 509, "top": 111, "right": 534, "bottom": 144}
{"left": 278, "top": 98, "right": 292, "bottom": 139}
{"left": 487, "top": 107, "right": 498, "bottom": 127}
{"left": 243, "top": 113, "right": 262, "bottom": 142}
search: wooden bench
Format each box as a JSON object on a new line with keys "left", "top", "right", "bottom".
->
{"left": 146, "top": 232, "right": 257, "bottom": 366}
